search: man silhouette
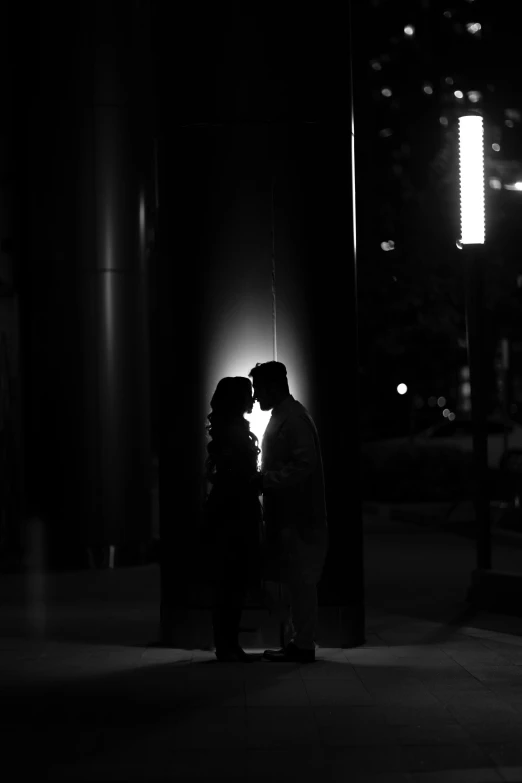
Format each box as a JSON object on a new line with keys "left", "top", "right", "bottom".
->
{"left": 248, "top": 362, "right": 328, "bottom": 662}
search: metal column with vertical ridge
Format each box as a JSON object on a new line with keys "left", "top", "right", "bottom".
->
{"left": 75, "top": 1, "right": 152, "bottom": 563}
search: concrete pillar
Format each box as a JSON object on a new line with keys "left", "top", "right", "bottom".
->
{"left": 156, "top": 7, "right": 365, "bottom": 646}
{"left": 18, "top": 1, "right": 153, "bottom": 565}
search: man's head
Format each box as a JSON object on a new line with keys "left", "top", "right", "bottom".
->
{"left": 248, "top": 361, "right": 290, "bottom": 411}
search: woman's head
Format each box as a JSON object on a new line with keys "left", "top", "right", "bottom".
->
{"left": 205, "top": 377, "right": 259, "bottom": 481}
{"left": 209, "top": 376, "right": 254, "bottom": 420}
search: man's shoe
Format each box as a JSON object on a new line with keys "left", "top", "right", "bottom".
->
{"left": 263, "top": 641, "right": 315, "bottom": 663}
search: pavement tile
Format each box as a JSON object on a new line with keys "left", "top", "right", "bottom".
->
{"left": 344, "top": 647, "right": 402, "bottom": 660}
{"left": 298, "top": 659, "right": 359, "bottom": 679}
{"left": 246, "top": 746, "right": 330, "bottom": 782}
{"left": 465, "top": 666, "right": 522, "bottom": 687}
{"left": 487, "top": 685, "right": 522, "bottom": 712}
{"left": 312, "top": 706, "right": 397, "bottom": 746}
{"left": 355, "top": 674, "right": 443, "bottom": 707}
{"left": 379, "top": 705, "right": 458, "bottom": 726}
{"left": 423, "top": 682, "right": 496, "bottom": 705}
{"left": 443, "top": 650, "right": 513, "bottom": 667}
{"left": 480, "top": 743, "right": 522, "bottom": 767}
{"left": 444, "top": 696, "right": 520, "bottom": 725}
{"left": 390, "top": 647, "right": 457, "bottom": 660}
{"left": 303, "top": 677, "right": 375, "bottom": 706}
{"left": 245, "top": 677, "right": 310, "bottom": 706}
{"left": 399, "top": 743, "right": 497, "bottom": 774}
{"left": 334, "top": 776, "right": 414, "bottom": 783}
{"left": 152, "top": 706, "right": 248, "bottom": 750}
{"left": 246, "top": 706, "right": 320, "bottom": 748}
{"left": 478, "top": 641, "right": 522, "bottom": 664}
{"left": 497, "top": 767, "right": 522, "bottom": 782}
{"left": 391, "top": 723, "right": 474, "bottom": 745}
{"left": 325, "top": 744, "right": 405, "bottom": 774}
{"left": 130, "top": 668, "right": 247, "bottom": 707}
{"left": 140, "top": 646, "right": 193, "bottom": 664}
{"left": 464, "top": 722, "right": 522, "bottom": 743}
{"left": 51, "top": 748, "right": 249, "bottom": 781}
{"left": 410, "top": 770, "right": 503, "bottom": 783}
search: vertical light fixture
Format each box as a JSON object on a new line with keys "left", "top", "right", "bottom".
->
{"left": 458, "top": 114, "right": 485, "bottom": 245}
{"left": 458, "top": 110, "right": 491, "bottom": 573}
{"left": 271, "top": 174, "right": 278, "bottom": 362}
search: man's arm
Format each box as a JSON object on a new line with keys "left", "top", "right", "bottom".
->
{"left": 262, "top": 415, "right": 318, "bottom": 491}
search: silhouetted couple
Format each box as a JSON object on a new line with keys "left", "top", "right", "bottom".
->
{"left": 203, "top": 361, "right": 328, "bottom": 663}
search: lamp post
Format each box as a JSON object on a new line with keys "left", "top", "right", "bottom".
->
{"left": 458, "top": 112, "right": 491, "bottom": 571}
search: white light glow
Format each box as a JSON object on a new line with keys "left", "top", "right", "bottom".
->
{"left": 423, "top": 84, "right": 433, "bottom": 95}
{"left": 443, "top": 408, "right": 450, "bottom": 418}
{"left": 245, "top": 404, "right": 271, "bottom": 462}
{"left": 492, "top": 143, "right": 501, "bottom": 152}
{"left": 437, "top": 396, "right": 446, "bottom": 407}
{"left": 489, "top": 178, "right": 502, "bottom": 190}
{"left": 397, "top": 383, "right": 408, "bottom": 395}
{"left": 458, "top": 115, "right": 485, "bottom": 245}
{"left": 404, "top": 25, "right": 415, "bottom": 36}
{"left": 448, "top": 412, "right": 456, "bottom": 421}
{"left": 504, "top": 182, "right": 522, "bottom": 191}
{"left": 454, "top": 90, "right": 464, "bottom": 99}
{"left": 466, "top": 22, "right": 481, "bottom": 34}
{"left": 381, "top": 88, "right": 392, "bottom": 97}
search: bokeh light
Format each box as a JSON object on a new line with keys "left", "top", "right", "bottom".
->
{"left": 467, "top": 90, "right": 482, "bottom": 103}
{"left": 397, "top": 383, "right": 408, "bottom": 395}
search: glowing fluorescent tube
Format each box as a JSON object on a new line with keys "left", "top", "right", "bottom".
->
{"left": 458, "top": 115, "right": 485, "bottom": 244}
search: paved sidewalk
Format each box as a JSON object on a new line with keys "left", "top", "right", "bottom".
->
{"left": 2, "top": 515, "right": 522, "bottom": 782}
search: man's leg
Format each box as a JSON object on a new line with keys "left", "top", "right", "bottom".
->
{"left": 286, "top": 527, "right": 328, "bottom": 651}
{"left": 264, "top": 527, "right": 328, "bottom": 661}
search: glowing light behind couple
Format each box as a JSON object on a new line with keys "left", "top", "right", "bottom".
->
{"left": 205, "top": 331, "right": 308, "bottom": 469}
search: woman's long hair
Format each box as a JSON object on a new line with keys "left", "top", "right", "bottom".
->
{"left": 204, "top": 377, "right": 260, "bottom": 483}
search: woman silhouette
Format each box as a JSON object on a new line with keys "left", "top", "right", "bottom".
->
{"left": 203, "top": 377, "right": 263, "bottom": 662}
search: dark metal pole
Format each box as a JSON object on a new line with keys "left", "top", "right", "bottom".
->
{"left": 464, "top": 243, "right": 491, "bottom": 570}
